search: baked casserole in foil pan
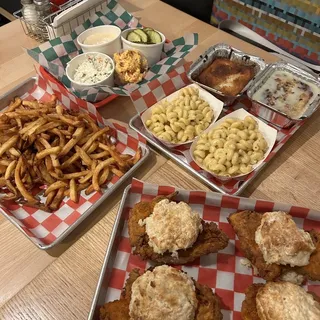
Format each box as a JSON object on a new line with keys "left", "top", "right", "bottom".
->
{"left": 187, "top": 43, "right": 267, "bottom": 106}
{"left": 247, "top": 62, "right": 320, "bottom": 128}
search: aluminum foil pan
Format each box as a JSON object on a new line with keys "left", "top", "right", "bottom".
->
{"left": 187, "top": 43, "right": 267, "bottom": 106}
{"left": 247, "top": 62, "right": 320, "bottom": 128}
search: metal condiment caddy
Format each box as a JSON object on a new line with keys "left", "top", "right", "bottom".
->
{"left": 14, "top": 0, "right": 106, "bottom": 42}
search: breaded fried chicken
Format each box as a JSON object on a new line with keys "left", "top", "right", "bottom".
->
{"left": 228, "top": 210, "right": 320, "bottom": 281}
{"left": 128, "top": 193, "right": 229, "bottom": 264}
{"left": 241, "top": 282, "right": 320, "bottom": 320}
{"left": 241, "top": 284, "right": 264, "bottom": 320}
{"left": 100, "top": 267, "right": 223, "bottom": 320}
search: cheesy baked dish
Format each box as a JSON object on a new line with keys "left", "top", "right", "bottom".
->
{"left": 252, "top": 70, "right": 318, "bottom": 119}
{"left": 128, "top": 193, "right": 229, "bottom": 264}
{"left": 198, "top": 58, "right": 254, "bottom": 96}
{"left": 241, "top": 281, "right": 320, "bottom": 320}
{"left": 228, "top": 210, "right": 320, "bottom": 282}
{"left": 114, "top": 49, "right": 148, "bottom": 84}
{"left": 100, "top": 265, "right": 223, "bottom": 320}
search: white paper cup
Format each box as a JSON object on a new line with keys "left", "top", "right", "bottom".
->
{"left": 190, "top": 108, "right": 278, "bottom": 180}
{"left": 121, "top": 28, "right": 165, "bottom": 67}
{"left": 66, "top": 52, "right": 115, "bottom": 91}
{"left": 77, "top": 25, "right": 121, "bottom": 57}
{"left": 141, "top": 84, "right": 224, "bottom": 148}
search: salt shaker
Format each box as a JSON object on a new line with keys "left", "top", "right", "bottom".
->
{"left": 21, "top": 0, "right": 38, "bottom": 35}
{"left": 34, "top": 0, "right": 52, "bottom": 18}
{"left": 33, "top": 0, "right": 52, "bottom": 40}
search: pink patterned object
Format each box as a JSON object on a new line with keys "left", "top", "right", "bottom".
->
{"left": 89, "top": 178, "right": 320, "bottom": 320}
{"left": 0, "top": 73, "right": 149, "bottom": 250}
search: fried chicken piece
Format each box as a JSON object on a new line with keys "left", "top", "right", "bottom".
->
{"left": 128, "top": 194, "right": 229, "bottom": 264}
{"left": 194, "top": 281, "right": 223, "bottom": 320}
{"left": 99, "top": 270, "right": 140, "bottom": 320}
{"left": 296, "top": 230, "right": 320, "bottom": 281}
{"left": 241, "top": 283, "right": 264, "bottom": 320}
{"left": 228, "top": 210, "right": 282, "bottom": 280}
{"left": 99, "top": 300, "right": 129, "bottom": 320}
{"left": 100, "top": 268, "right": 222, "bottom": 320}
{"left": 228, "top": 210, "right": 320, "bottom": 281}
{"left": 241, "top": 282, "right": 320, "bottom": 320}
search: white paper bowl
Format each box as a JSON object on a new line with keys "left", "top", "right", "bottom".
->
{"left": 190, "top": 108, "right": 278, "bottom": 180}
{"left": 121, "top": 28, "right": 165, "bottom": 67}
{"left": 77, "top": 25, "right": 121, "bottom": 57}
{"left": 66, "top": 52, "right": 115, "bottom": 91}
{"left": 141, "top": 84, "right": 224, "bottom": 148}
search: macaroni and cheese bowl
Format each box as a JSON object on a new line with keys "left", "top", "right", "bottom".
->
{"left": 190, "top": 108, "right": 277, "bottom": 180}
{"left": 141, "top": 84, "right": 224, "bottom": 148}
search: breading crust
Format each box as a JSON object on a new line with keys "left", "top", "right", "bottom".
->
{"left": 228, "top": 210, "right": 282, "bottom": 280}
{"left": 241, "top": 283, "right": 264, "bottom": 320}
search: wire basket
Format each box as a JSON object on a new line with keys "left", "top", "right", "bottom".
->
{"left": 14, "top": 0, "right": 107, "bottom": 42}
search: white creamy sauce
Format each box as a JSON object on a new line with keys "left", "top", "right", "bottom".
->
{"left": 83, "top": 32, "right": 116, "bottom": 45}
{"left": 253, "top": 70, "right": 319, "bottom": 119}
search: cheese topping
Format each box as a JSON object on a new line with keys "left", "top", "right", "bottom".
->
{"left": 129, "top": 265, "right": 197, "bottom": 320}
{"left": 255, "top": 211, "right": 315, "bottom": 266}
{"left": 144, "top": 199, "right": 203, "bottom": 254}
{"left": 256, "top": 282, "right": 320, "bottom": 320}
{"left": 114, "top": 49, "right": 148, "bottom": 84}
{"left": 73, "top": 54, "right": 113, "bottom": 84}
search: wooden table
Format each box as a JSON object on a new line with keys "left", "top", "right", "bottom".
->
{"left": 0, "top": 1, "right": 319, "bottom": 319}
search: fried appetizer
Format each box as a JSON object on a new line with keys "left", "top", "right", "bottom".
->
{"left": 128, "top": 194, "right": 229, "bottom": 264}
{"left": 114, "top": 49, "right": 148, "bottom": 84}
{"left": 100, "top": 265, "right": 223, "bottom": 320}
{"left": 228, "top": 210, "right": 320, "bottom": 282}
{"left": 241, "top": 282, "right": 320, "bottom": 320}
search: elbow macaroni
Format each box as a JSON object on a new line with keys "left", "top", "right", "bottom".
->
{"left": 145, "top": 87, "right": 214, "bottom": 143}
{"left": 193, "top": 116, "right": 268, "bottom": 176}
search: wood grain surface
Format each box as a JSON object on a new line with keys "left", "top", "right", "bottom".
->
{"left": 0, "top": 0, "right": 319, "bottom": 319}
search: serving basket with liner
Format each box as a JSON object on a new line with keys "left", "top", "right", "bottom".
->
{"left": 26, "top": 0, "right": 198, "bottom": 104}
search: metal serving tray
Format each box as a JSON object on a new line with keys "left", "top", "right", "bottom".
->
{"left": 88, "top": 179, "right": 320, "bottom": 320}
{"left": 187, "top": 43, "right": 267, "bottom": 106}
{"left": 0, "top": 77, "right": 150, "bottom": 250}
{"left": 247, "top": 62, "right": 320, "bottom": 128}
{"left": 129, "top": 109, "right": 305, "bottom": 196}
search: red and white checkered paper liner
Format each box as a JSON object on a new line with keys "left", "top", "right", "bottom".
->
{"left": 0, "top": 73, "right": 148, "bottom": 249}
{"left": 99, "top": 179, "right": 320, "bottom": 320}
{"left": 129, "top": 64, "right": 306, "bottom": 195}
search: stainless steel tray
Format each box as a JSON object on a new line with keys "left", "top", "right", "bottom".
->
{"left": 0, "top": 77, "right": 150, "bottom": 250}
{"left": 129, "top": 112, "right": 304, "bottom": 196}
{"left": 88, "top": 180, "right": 320, "bottom": 319}
{"left": 88, "top": 184, "right": 131, "bottom": 320}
